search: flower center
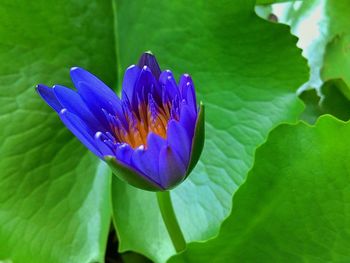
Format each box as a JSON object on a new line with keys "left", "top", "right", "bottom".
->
{"left": 111, "top": 99, "right": 175, "bottom": 149}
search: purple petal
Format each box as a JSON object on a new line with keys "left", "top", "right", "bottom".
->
{"left": 179, "top": 104, "right": 196, "bottom": 140}
{"left": 131, "top": 144, "right": 162, "bottom": 186}
{"left": 94, "top": 132, "right": 115, "bottom": 156}
{"left": 147, "top": 132, "right": 166, "bottom": 157}
{"left": 133, "top": 66, "right": 161, "bottom": 108}
{"left": 121, "top": 65, "right": 141, "bottom": 102}
{"left": 130, "top": 133, "right": 166, "bottom": 185}
{"left": 53, "top": 85, "right": 105, "bottom": 132}
{"left": 159, "top": 70, "right": 180, "bottom": 103}
{"left": 59, "top": 109, "right": 102, "bottom": 158}
{"left": 116, "top": 143, "right": 134, "bottom": 166}
{"left": 36, "top": 84, "right": 63, "bottom": 112}
{"left": 138, "top": 51, "right": 161, "bottom": 80}
{"left": 78, "top": 81, "right": 128, "bottom": 130}
{"left": 167, "top": 120, "right": 191, "bottom": 167}
{"left": 131, "top": 147, "right": 158, "bottom": 182}
{"left": 70, "top": 67, "right": 123, "bottom": 118}
{"left": 179, "top": 74, "right": 197, "bottom": 114}
{"left": 159, "top": 145, "right": 186, "bottom": 189}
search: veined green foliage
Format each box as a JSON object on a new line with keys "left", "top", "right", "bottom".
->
{"left": 0, "top": 1, "right": 115, "bottom": 262}
{"left": 170, "top": 116, "right": 350, "bottom": 262}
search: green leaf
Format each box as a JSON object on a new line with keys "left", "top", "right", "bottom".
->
{"left": 322, "top": 34, "right": 350, "bottom": 87}
{"left": 170, "top": 116, "right": 350, "bottom": 262}
{"left": 319, "top": 1, "right": 350, "bottom": 89}
{"left": 321, "top": 80, "right": 350, "bottom": 120}
{"left": 299, "top": 80, "right": 350, "bottom": 123}
{"left": 112, "top": 178, "right": 174, "bottom": 261}
{"left": 298, "top": 88, "right": 323, "bottom": 124}
{"left": 266, "top": 1, "right": 325, "bottom": 90}
{"left": 275, "top": 0, "right": 350, "bottom": 91}
{"left": 0, "top": 1, "right": 115, "bottom": 262}
{"left": 112, "top": 0, "right": 307, "bottom": 261}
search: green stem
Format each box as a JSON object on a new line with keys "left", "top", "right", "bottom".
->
{"left": 156, "top": 191, "right": 186, "bottom": 252}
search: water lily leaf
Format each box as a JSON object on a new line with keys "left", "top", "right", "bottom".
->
{"left": 299, "top": 79, "right": 350, "bottom": 123}
{"left": 0, "top": 1, "right": 115, "bottom": 262}
{"left": 319, "top": 2, "right": 350, "bottom": 90}
{"left": 170, "top": 116, "right": 350, "bottom": 262}
{"left": 321, "top": 80, "right": 350, "bottom": 120}
{"left": 322, "top": 34, "right": 350, "bottom": 87}
{"left": 111, "top": 0, "right": 307, "bottom": 262}
{"left": 267, "top": 0, "right": 327, "bottom": 90}
{"left": 272, "top": 0, "right": 350, "bottom": 92}
{"left": 298, "top": 88, "right": 323, "bottom": 123}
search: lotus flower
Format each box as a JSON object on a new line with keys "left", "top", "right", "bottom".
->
{"left": 36, "top": 52, "right": 204, "bottom": 191}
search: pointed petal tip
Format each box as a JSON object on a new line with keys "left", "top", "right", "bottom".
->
{"left": 139, "top": 65, "right": 154, "bottom": 74}
{"left": 36, "top": 83, "right": 48, "bottom": 89}
{"left": 36, "top": 84, "right": 64, "bottom": 112}
{"left": 70, "top": 67, "right": 86, "bottom": 79}
{"left": 36, "top": 84, "right": 47, "bottom": 94}
{"left": 126, "top": 64, "right": 137, "bottom": 70}
{"left": 52, "top": 84, "right": 71, "bottom": 91}
{"left": 137, "top": 144, "right": 145, "bottom": 151}
{"left": 144, "top": 50, "right": 153, "bottom": 55}
{"left": 138, "top": 52, "right": 156, "bottom": 64}
{"left": 179, "top": 73, "right": 193, "bottom": 85}
{"left": 70, "top": 66, "right": 86, "bottom": 74}
{"left": 160, "top": 70, "right": 175, "bottom": 81}
{"left": 59, "top": 108, "right": 67, "bottom": 115}
{"left": 94, "top": 131, "right": 103, "bottom": 140}
{"left": 70, "top": 66, "right": 79, "bottom": 71}
{"left": 138, "top": 51, "right": 161, "bottom": 78}
{"left": 70, "top": 67, "right": 97, "bottom": 86}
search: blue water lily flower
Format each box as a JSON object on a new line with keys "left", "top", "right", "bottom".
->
{"left": 36, "top": 52, "right": 204, "bottom": 191}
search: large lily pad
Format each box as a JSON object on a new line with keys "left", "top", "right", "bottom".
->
{"left": 0, "top": 1, "right": 115, "bottom": 262}
{"left": 170, "top": 116, "right": 350, "bottom": 262}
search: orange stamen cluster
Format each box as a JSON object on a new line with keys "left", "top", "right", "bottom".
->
{"left": 112, "top": 102, "right": 174, "bottom": 149}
